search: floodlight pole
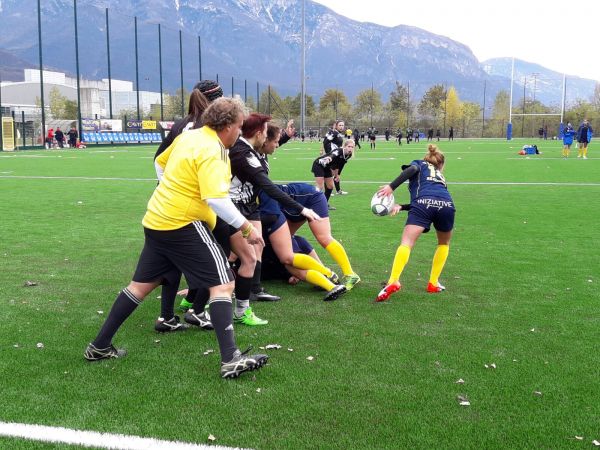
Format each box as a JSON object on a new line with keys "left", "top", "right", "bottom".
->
{"left": 508, "top": 57, "right": 515, "bottom": 125}
{"left": 105, "top": 8, "right": 113, "bottom": 119}
{"left": 300, "top": 0, "right": 306, "bottom": 134}
{"left": 37, "top": 0, "right": 46, "bottom": 144}
{"left": 560, "top": 73, "right": 566, "bottom": 124}
{"left": 74, "top": 0, "right": 83, "bottom": 135}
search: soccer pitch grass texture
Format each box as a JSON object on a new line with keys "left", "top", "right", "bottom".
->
{"left": 1, "top": 139, "right": 599, "bottom": 449}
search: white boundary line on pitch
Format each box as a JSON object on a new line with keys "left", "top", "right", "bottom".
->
{"left": 1, "top": 175, "right": 599, "bottom": 187}
{"left": 0, "top": 421, "right": 248, "bottom": 450}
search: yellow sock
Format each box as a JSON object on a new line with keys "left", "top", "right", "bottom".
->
{"left": 305, "top": 269, "right": 335, "bottom": 291}
{"left": 429, "top": 244, "right": 449, "bottom": 285}
{"left": 325, "top": 240, "right": 353, "bottom": 275}
{"left": 578, "top": 148, "right": 583, "bottom": 157}
{"left": 583, "top": 147, "right": 588, "bottom": 157}
{"left": 388, "top": 245, "right": 410, "bottom": 285}
{"left": 292, "top": 253, "right": 331, "bottom": 277}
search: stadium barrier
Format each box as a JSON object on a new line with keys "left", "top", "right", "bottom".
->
{"left": 81, "top": 132, "right": 162, "bottom": 145}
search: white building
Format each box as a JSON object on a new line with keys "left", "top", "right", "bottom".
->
{"left": 0, "top": 69, "right": 161, "bottom": 119}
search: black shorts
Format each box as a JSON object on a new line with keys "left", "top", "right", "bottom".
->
{"left": 406, "top": 197, "right": 455, "bottom": 233}
{"left": 133, "top": 222, "right": 233, "bottom": 290}
{"left": 311, "top": 160, "right": 333, "bottom": 178}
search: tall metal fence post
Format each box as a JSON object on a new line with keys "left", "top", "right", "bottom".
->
{"left": 179, "top": 30, "right": 184, "bottom": 117}
{"left": 105, "top": 8, "right": 113, "bottom": 119}
{"left": 135, "top": 16, "right": 141, "bottom": 120}
{"left": 198, "top": 36, "right": 202, "bottom": 81}
{"left": 37, "top": 0, "right": 46, "bottom": 143}
{"left": 74, "top": 0, "right": 83, "bottom": 135}
{"left": 158, "top": 24, "right": 164, "bottom": 122}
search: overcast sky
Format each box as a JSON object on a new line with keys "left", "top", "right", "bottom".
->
{"left": 315, "top": 0, "right": 599, "bottom": 82}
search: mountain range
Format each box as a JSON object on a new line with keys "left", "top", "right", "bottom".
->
{"left": 0, "top": 0, "right": 596, "bottom": 105}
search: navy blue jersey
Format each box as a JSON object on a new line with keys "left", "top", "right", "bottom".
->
{"left": 406, "top": 160, "right": 452, "bottom": 202}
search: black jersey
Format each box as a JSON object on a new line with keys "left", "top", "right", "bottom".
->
{"left": 154, "top": 119, "right": 193, "bottom": 160}
{"left": 313, "top": 147, "right": 352, "bottom": 172}
{"left": 229, "top": 137, "right": 303, "bottom": 214}
{"left": 322, "top": 128, "right": 344, "bottom": 154}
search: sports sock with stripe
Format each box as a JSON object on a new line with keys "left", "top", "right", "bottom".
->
{"left": 92, "top": 288, "right": 141, "bottom": 348}
{"left": 209, "top": 296, "right": 237, "bottom": 362}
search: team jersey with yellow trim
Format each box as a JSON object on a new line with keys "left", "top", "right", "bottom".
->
{"left": 143, "top": 127, "right": 231, "bottom": 231}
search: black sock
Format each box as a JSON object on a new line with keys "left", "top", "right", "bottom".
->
{"left": 192, "top": 288, "right": 209, "bottom": 313}
{"left": 92, "top": 288, "right": 141, "bottom": 348}
{"left": 160, "top": 282, "right": 179, "bottom": 321}
{"left": 324, "top": 188, "right": 333, "bottom": 201}
{"left": 235, "top": 275, "right": 253, "bottom": 302}
{"left": 209, "top": 297, "right": 237, "bottom": 362}
{"left": 252, "top": 261, "right": 263, "bottom": 294}
{"left": 334, "top": 180, "right": 341, "bottom": 192}
{"left": 185, "top": 288, "right": 197, "bottom": 303}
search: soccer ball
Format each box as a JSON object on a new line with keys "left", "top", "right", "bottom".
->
{"left": 371, "top": 192, "right": 395, "bottom": 216}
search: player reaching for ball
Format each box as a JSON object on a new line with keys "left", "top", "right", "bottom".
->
{"left": 375, "top": 144, "right": 456, "bottom": 301}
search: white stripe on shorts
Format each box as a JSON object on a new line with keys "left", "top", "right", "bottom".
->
{"left": 192, "top": 221, "right": 230, "bottom": 284}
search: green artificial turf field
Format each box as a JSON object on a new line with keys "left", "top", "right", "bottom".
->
{"left": 0, "top": 138, "right": 599, "bottom": 449}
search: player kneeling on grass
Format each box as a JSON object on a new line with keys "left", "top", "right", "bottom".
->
{"left": 375, "top": 144, "right": 455, "bottom": 302}
{"left": 84, "top": 98, "right": 269, "bottom": 379}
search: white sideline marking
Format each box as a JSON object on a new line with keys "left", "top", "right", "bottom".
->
{"left": 0, "top": 175, "right": 599, "bottom": 187}
{"left": 0, "top": 175, "right": 155, "bottom": 181}
{"left": 0, "top": 421, "right": 248, "bottom": 450}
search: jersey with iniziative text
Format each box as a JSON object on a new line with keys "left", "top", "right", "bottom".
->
{"left": 405, "top": 160, "right": 453, "bottom": 203}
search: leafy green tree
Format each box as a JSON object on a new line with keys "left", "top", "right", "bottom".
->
{"left": 460, "top": 102, "right": 481, "bottom": 137}
{"left": 390, "top": 82, "right": 408, "bottom": 112}
{"left": 488, "top": 90, "right": 510, "bottom": 137}
{"left": 418, "top": 84, "right": 446, "bottom": 122}
{"left": 258, "top": 87, "right": 287, "bottom": 119}
{"left": 445, "top": 86, "right": 462, "bottom": 130}
{"left": 353, "top": 88, "right": 383, "bottom": 126}
{"left": 318, "top": 89, "right": 350, "bottom": 117}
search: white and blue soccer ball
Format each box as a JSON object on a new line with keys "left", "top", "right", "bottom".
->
{"left": 371, "top": 192, "right": 395, "bottom": 216}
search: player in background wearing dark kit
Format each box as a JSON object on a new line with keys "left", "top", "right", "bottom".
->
{"left": 427, "top": 128, "right": 434, "bottom": 141}
{"left": 448, "top": 126, "right": 454, "bottom": 141}
{"left": 577, "top": 119, "right": 593, "bottom": 159}
{"left": 369, "top": 130, "right": 376, "bottom": 149}
{"left": 322, "top": 120, "right": 346, "bottom": 196}
{"left": 84, "top": 98, "right": 270, "bottom": 378}
{"left": 375, "top": 144, "right": 455, "bottom": 302}
{"left": 228, "top": 114, "right": 321, "bottom": 325}
{"left": 152, "top": 80, "right": 224, "bottom": 331}
{"left": 436, "top": 129, "right": 441, "bottom": 141}
{"left": 353, "top": 128, "right": 361, "bottom": 149}
{"left": 312, "top": 138, "right": 355, "bottom": 210}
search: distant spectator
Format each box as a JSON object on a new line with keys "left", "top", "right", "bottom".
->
{"left": 543, "top": 125, "right": 548, "bottom": 140}
{"left": 54, "top": 127, "right": 65, "bottom": 148}
{"left": 46, "top": 128, "right": 54, "bottom": 149}
{"left": 67, "top": 127, "right": 78, "bottom": 148}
